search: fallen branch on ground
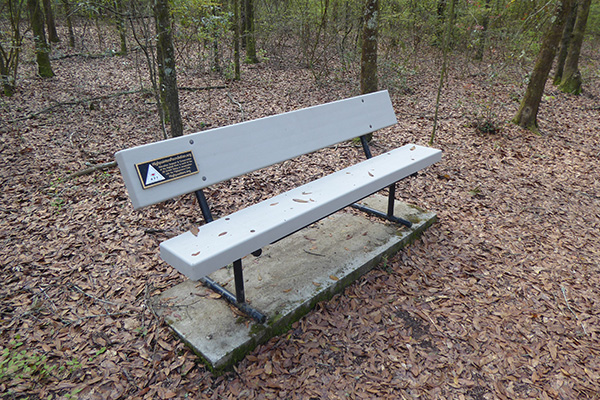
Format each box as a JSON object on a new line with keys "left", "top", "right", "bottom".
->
{"left": 66, "top": 161, "right": 118, "bottom": 180}
{"left": 9, "top": 89, "right": 148, "bottom": 123}
{"left": 179, "top": 85, "right": 227, "bottom": 91}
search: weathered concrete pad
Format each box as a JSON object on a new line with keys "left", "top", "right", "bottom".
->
{"left": 151, "top": 194, "right": 436, "bottom": 370}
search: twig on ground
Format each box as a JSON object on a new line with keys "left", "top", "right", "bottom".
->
{"left": 304, "top": 250, "right": 326, "bottom": 257}
{"left": 71, "top": 284, "right": 120, "bottom": 307}
{"left": 227, "top": 92, "right": 245, "bottom": 121}
{"left": 65, "top": 161, "right": 118, "bottom": 180}
{"left": 179, "top": 86, "right": 227, "bottom": 91}
{"left": 8, "top": 89, "right": 147, "bottom": 123}
{"left": 38, "top": 286, "right": 58, "bottom": 313}
{"left": 51, "top": 52, "right": 118, "bottom": 60}
{"left": 64, "top": 312, "right": 130, "bottom": 325}
{"left": 417, "top": 308, "right": 447, "bottom": 338}
{"left": 560, "top": 285, "right": 588, "bottom": 336}
{"left": 145, "top": 283, "right": 161, "bottom": 320}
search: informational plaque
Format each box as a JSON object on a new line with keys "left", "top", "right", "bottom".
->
{"left": 135, "top": 151, "right": 199, "bottom": 189}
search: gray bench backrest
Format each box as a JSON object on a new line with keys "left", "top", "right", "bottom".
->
{"left": 115, "top": 90, "right": 397, "bottom": 209}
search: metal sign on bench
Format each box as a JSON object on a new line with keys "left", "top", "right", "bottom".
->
{"left": 115, "top": 91, "right": 442, "bottom": 323}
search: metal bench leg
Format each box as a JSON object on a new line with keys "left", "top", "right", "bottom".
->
{"left": 195, "top": 189, "right": 266, "bottom": 323}
{"left": 200, "top": 268, "right": 266, "bottom": 324}
{"left": 195, "top": 189, "right": 214, "bottom": 223}
{"left": 351, "top": 202, "right": 412, "bottom": 228}
{"left": 233, "top": 259, "right": 245, "bottom": 304}
{"left": 387, "top": 183, "right": 396, "bottom": 218}
{"left": 355, "top": 135, "right": 411, "bottom": 227}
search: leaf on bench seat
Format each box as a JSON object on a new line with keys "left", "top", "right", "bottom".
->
{"left": 190, "top": 226, "right": 199, "bottom": 236}
{"left": 219, "top": 232, "right": 227, "bottom": 236}
{"left": 191, "top": 251, "right": 201, "bottom": 256}
{"left": 270, "top": 202, "right": 279, "bottom": 206}
{"left": 293, "top": 198, "right": 309, "bottom": 203}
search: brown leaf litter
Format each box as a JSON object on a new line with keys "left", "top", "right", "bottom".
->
{"left": 0, "top": 37, "right": 599, "bottom": 399}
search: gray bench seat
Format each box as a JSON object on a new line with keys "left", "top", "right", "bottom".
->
{"left": 160, "top": 144, "right": 440, "bottom": 280}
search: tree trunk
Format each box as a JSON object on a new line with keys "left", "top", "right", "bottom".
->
{"left": 42, "top": 0, "right": 60, "bottom": 43}
{"left": 61, "top": 0, "right": 75, "bottom": 48}
{"left": 435, "top": 0, "right": 447, "bottom": 46}
{"left": 243, "top": 0, "right": 258, "bottom": 63}
{"left": 0, "top": 0, "right": 24, "bottom": 96}
{"left": 233, "top": 0, "right": 241, "bottom": 80}
{"left": 115, "top": 0, "right": 127, "bottom": 55}
{"left": 513, "top": 0, "right": 572, "bottom": 133}
{"left": 475, "top": 0, "right": 491, "bottom": 61}
{"left": 211, "top": 6, "right": 221, "bottom": 73}
{"left": 360, "top": 0, "right": 378, "bottom": 142}
{"left": 27, "top": 0, "right": 54, "bottom": 78}
{"left": 430, "top": 0, "right": 457, "bottom": 145}
{"left": 0, "top": 52, "right": 13, "bottom": 96}
{"left": 360, "top": 0, "right": 378, "bottom": 95}
{"left": 554, "top": 2, "right": 578, "bottom": 84}
{"left": 559, "top": 0, "right": 591, "bottom": 94}
{"left": 154, "top": 0, "right": 183, "bottom": 138}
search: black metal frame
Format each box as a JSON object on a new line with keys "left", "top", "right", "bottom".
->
{"left": 192, "top": 134, "right": 411, "bottom": 324}
{"left": 194, "top": 190, "right": 266, "bottom": 323}
{"left": 354, "top": 136, "right": 412, "bottom": 228}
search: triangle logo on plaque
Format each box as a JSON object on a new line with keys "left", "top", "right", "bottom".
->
{"left": 145, "top": 164, "right": 165, "bottom": 185}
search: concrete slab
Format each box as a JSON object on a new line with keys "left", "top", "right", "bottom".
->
{"left": 151, "top": 194, "right": 436, "bottom": 370}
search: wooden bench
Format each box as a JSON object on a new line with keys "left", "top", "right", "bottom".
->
{"left": 115, "top": 90, "right": 441, "bottom": 322}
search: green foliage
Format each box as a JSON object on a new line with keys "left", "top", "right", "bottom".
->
{"left": 0, "top": 0, "right": 25, "bottom": 96}
{"left": 378, "top": 58, "right": 415, "bottom": 94}
{"left": 171, "top": 0, "right": 230, "bottom": 43}
{"left": 0, "top": 337, "right": 55, "bottom": 387}
{"left": 586, "top": 0, "right": 600, "bottom": 37}
{"left": 48, "top": 174, "right": 66, "bottom": 212}
{"left": 380, "top": 0, "right": 439, "bottom": 49}
{"left": 0, "top": 335, "right": 85, "bottom": 396}
{"left": 156, "top": 0, "right": 579, "bottom": 85}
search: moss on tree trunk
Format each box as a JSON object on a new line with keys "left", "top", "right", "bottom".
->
{"left": 42, "top": 0, "right": 59, "bottom": 43}
{"left": 244, "top": 0, "right": 258, "bottom": 64}
{"left": 360, "top": 0, "right": 378, "bottom": 95}
{"left": 559, "top": 0, "right": 591, "bottom": 95}
{"left": 512, "top": 0, "right": 572, "bottom": 133}
{"left": 154, "top": 0, "right": 183, "bottom": 138}
{"left": 27, "top": 0, "right": 54, "bottom": 78}
{"left": 360, "top": 0, "right": 379, "bottom": 142}
{"left": 554, "top": 2, "right": 578, "bottom": 84}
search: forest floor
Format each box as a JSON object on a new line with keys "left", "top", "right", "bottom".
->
{"left": 1, "top": 37, "right": 600, "bottom": 400}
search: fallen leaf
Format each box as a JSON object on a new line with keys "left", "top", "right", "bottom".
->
{"left": 264, "top": 361, "right": 273, "bottom": 375}
{"left": 548, "top": 342, "right": 557, "bottom": 361}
